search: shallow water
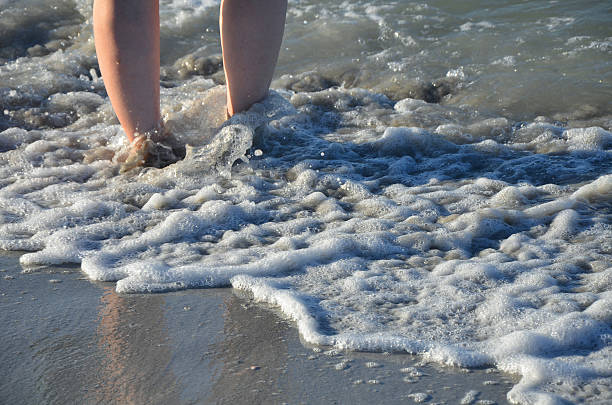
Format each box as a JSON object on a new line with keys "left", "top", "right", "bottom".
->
{"left": 0, "top": 1, "right": 611, "bottom": 404}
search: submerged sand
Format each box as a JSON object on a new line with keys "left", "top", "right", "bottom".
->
{"left": 0, "top": 251, "right": 517, "bottom": 404}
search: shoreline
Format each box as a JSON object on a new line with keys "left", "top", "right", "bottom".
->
{"left": 0, "top": 251, "right": 518, "bottom": 404}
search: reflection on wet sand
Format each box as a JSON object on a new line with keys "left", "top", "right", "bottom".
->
{"left": 91, "top": 286, "right": 288, "bottom": 404}
{"left": 208, "top": 294, "right": 290, "bottom": 404}
{"left": 95, "top": 286, "right": 292, "bottom": 404}
{"left": 95, "top": 286, "right": 182, "bottom": 404}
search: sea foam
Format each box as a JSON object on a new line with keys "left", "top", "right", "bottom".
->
{"left": 3, "top": 82, "right": 609, "bottom": 403}
{"left": 1, "top": 1, "right": 611, "bottom": 403}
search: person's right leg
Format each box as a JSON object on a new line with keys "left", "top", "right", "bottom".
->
{"left": 220, "top": 0, "right": 287, "bottom": 116}
{"left": 93, "top": 0, "right": 160, "bottom": 142}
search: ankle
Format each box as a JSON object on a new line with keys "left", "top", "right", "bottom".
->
{"left": 130, "top": 121, "right": 166, "bottom": 143}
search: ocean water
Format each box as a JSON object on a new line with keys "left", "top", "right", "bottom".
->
{"left": 1, "top": 0, "right": 611, "bottom": 403}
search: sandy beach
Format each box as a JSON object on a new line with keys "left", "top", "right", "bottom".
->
{"left": 1, "top": 251, "right": 517, "bottom": 404}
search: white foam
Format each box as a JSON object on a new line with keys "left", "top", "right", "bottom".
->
{"left": 159, "top": 0, "right": 219, "bottom": 28}
{"left": 572, "top": 174, "right": 612, "bottom": 202}
{"left": 459, "top": 21, "right": 495, "bottom": 32}
{"left": 1, "top": 2, "right": 611, "bottom": 402}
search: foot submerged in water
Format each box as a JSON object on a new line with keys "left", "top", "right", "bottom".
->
{"left": 118, "top": 125, "right": 186, "bottom": 173}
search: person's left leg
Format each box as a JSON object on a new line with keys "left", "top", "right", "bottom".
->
{"left": 220, "top": 0, "right": 287, "bottom": 116}
{"left": 93, "top": 0, "right": 161, "bottom": 142}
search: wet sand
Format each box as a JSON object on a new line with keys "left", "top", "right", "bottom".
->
{"left": 0, "top": 251, "right": 517, "bottom": 404}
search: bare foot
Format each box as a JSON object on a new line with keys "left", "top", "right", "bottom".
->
{"left": 120, "top": 124, "right": 186, "bottom": 173}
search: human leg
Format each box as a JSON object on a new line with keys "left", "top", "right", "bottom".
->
{"left": 220, "top": 0, "right": 287, "bottom": 116}
{"left": 93, "top": 0, "right": 160, "bottom": 142}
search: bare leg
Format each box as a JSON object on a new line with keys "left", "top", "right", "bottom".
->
{"left": 220, "top": 0, "right": 287, "bottom": 116}
{"left": 93, "top": 0, "right": 160, "bottom": 142}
